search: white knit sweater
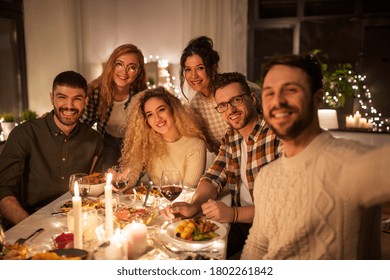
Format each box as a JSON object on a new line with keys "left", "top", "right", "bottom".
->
{"left": 242, "top": 132, "right": 388, "bottom": 259}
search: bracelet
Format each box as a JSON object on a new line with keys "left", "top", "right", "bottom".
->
{"left": 232, "top": 207, "right": 238, "bottom": 223}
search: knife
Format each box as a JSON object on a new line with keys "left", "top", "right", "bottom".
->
{"left": 15, "top": 228, "right": 44, "bottom": 245}
{"left": 143, "top": 181, "right": 153, "bottom": 207}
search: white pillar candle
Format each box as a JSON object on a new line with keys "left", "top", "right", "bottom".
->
{"left": 122, "top": 222, "right": 147, "bottom": 259}
{"left": 105, "top": 173, "right": 114, "bottom": 238}
{"left": 354, "top": 111, "right": 361, "bottom": 128}
{"left": 359, "top": 117, "right": 367, "bottom": 128}
{"left": 120, "top": 230, "right": 128, "bottom": 260}
{"left": 345, "top": 115, "right": 354, "bottom": 128}
{"left": 72, "top": 182, "right": 83, "bottom": 249}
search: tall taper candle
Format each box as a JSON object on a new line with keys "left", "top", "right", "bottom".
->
{"left": 72, "top": 181, "right": 83, "bottom": 249}
{"left": 105, "top": 172, "right": 114, "bottom": 238}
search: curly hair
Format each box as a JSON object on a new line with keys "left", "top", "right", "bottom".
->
{"left": 88, "top": 44, "right": 147, "bottom": 120}
{"left": 119, "top": 87, "right": 207, "bottom": 184}
{"left": 179, "top": 36, "right": 220, "bottom": 99}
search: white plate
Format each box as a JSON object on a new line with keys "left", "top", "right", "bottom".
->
{"left": 52, "top": 197, "right": 99, "bottom": 213}
{"left": 166, "top": 219, "right": 226, "bottom": 247}
{"left": 53, "top": 199, "right": 72, "bottom": 213}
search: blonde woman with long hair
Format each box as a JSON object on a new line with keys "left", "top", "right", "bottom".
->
{"left": 80, "top": 44, "right": 147, "bottom": 170}
{"left": 120, "top": 87, "right": 207, "bottom": 188}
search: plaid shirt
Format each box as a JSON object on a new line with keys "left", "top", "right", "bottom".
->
{"left": 202, "top": 116, "right": 282, "bottom": 207}
{"left": 80, "top": 88, "right": 133, "bottom": 135}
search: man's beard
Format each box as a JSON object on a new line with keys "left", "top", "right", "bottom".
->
{"left": 53, "top": 107, "right": 80, "bottom": 126}
{"left": 266, "top": 98, "right": 316, "bottom": 140}
{"left": 227, "top": 107, "right": 257, "bottom": 131}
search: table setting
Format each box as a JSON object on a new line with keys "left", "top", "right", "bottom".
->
{"left": 1, "top": 169, "right": 230, "bottom": 260}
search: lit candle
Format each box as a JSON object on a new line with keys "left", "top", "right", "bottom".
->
{"left": 354, "top": 111, "right": 361, "bottom": 128}
{"left": 104, "top": 229, "right": 125, "bottom": 260}
{"left": 359, "top": 117, "right": 367, "bottom": 128}
{"left": 122, "top": 222, "right": 147, "bottom": 259}
{"left": 105, "top": 173, "right": 114, "bottom": 238}
{"left": 72, "top": 181, "right": 83, "bottom": 249}
{"left": 346, "top": 115, "right": 354, "bottom": 128}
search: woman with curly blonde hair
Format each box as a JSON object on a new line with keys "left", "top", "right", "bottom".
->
{"left": 80, "top": 44, "right": 147, "bottom": 170}
{"left": 119, "top": 87, "right": 207, "bottom": 188}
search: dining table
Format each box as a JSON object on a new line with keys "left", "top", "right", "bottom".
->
{"left": 3, "top": 187, "right": 231, "bottom": 260}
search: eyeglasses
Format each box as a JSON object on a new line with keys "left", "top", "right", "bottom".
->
{"left": 114, "top": 60, "right": 139, "bottom": 75}
{"left": 215, "top": 93, "right": 248, "bottom": 113}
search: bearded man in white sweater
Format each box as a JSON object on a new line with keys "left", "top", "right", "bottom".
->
{"left": 241, "top": 54, "right": 390, "bottom": 260}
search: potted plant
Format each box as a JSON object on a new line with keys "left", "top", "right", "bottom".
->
{"left": 21, "top": 109, "right": 38, "bottom": 122}
{"left": 1, "top": 113, "right": 17, "bottom": 140}
{"left": 311, "top": 49, "right": 362, "bottom": 109}
{"left": 311, "top": 50, "right": 366, "bottom": 129}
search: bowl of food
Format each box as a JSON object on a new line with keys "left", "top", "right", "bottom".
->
{"left": 87, "top": 173, "right": 106, "bottom": 197}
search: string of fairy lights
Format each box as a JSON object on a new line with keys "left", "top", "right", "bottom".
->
{"left": 144, "top": 55, "right": 180, "bottom": 97}
{"left": 323, "top": 70, "right": 389, "bottom": 132}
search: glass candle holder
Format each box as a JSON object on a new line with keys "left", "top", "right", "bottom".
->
{"left": 67, "top": 208, "right": 98, "bottom": 243}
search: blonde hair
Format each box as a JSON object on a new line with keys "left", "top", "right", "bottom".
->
{"left": 88, "top": 44, "right": 147, "bottom": 120}
{"left": 120, "top": 87, "right": 207, "bottom": 182}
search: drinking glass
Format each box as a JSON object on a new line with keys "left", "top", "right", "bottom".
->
{"left": 99, "top": 194, "right": 121, "bottom": 212}
{"left": 160, "top": 169, "right": 183, "bottom": 205}
{"left": 67, "top": 208, "right": 98, "bottom": 244}
{"left": 110, "top": 165, "right": 129, "bottom": 193}
{"left": 0, "top": 224, "right": 5, "bottom": 252}
{"left": 69, "top": 173, "right": 90, "bottom": 199}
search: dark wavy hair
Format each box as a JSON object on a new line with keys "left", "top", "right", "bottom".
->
{"left": 179, "top": 36, "right": 220, "bottom": 99}
{"left": 261, "top": 54, "right": 323, "bottom": 94}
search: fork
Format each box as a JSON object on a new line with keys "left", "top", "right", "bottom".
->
{"left": 161, "top": 242, "right": 219, "bottom": 254}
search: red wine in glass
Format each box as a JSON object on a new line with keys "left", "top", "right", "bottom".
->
{"left": 160, "top": 169, "right": 182, "bottom": 204}
{"left": 111, "top": 165, "right": 129, "bottom": 192}
{"left": 161, "top": 185, "right": 182, "bottom": 202}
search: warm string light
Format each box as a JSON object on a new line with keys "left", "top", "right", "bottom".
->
{"left": 324, "top": 72, "right": 389, "bottom": 132}
{"left": 144, "top": 55, "right": 181, "bottom": 98}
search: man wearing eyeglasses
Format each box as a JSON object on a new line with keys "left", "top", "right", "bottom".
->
{"left": 162, "top": 72, "right": 282, "bottom": 258}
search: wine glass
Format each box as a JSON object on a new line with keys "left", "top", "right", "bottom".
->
{"left": 0, "top": 223, "right": 5, "bottom": 252}
{"left": 69, "top": 173, "right": 90, "bottom": 199}
{"left": 110, "top": 165, "right": 129, "bottom": 193}
{"left": 160, "top": 169, "right": 183, "bottom": 206}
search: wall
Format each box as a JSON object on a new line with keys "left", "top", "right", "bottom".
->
{"left": 24, "top": 0, "right": 81, "bottom": 115}
{"left": 23, "top": 0, "right": 184, "bottom": 115}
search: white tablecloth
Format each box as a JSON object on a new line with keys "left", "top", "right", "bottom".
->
{"left": 5, "top": 189, "right": 231, "bottom": 259}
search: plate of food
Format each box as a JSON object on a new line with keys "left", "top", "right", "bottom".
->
{"left": 53, "top": 198, "right": 102, "bottom": 213}
{"left": 166, "top": 217, "right": 226, "bottom": 246}
{"left": 114, "top": 205, "right": 159, "bottom": 227}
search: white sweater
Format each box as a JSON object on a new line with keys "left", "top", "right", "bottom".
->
{"left": 148, "top": 136, "right": 206, "bottom": 188}
{"left": 242, "top": 132, "right": 389, "bottom": 259}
